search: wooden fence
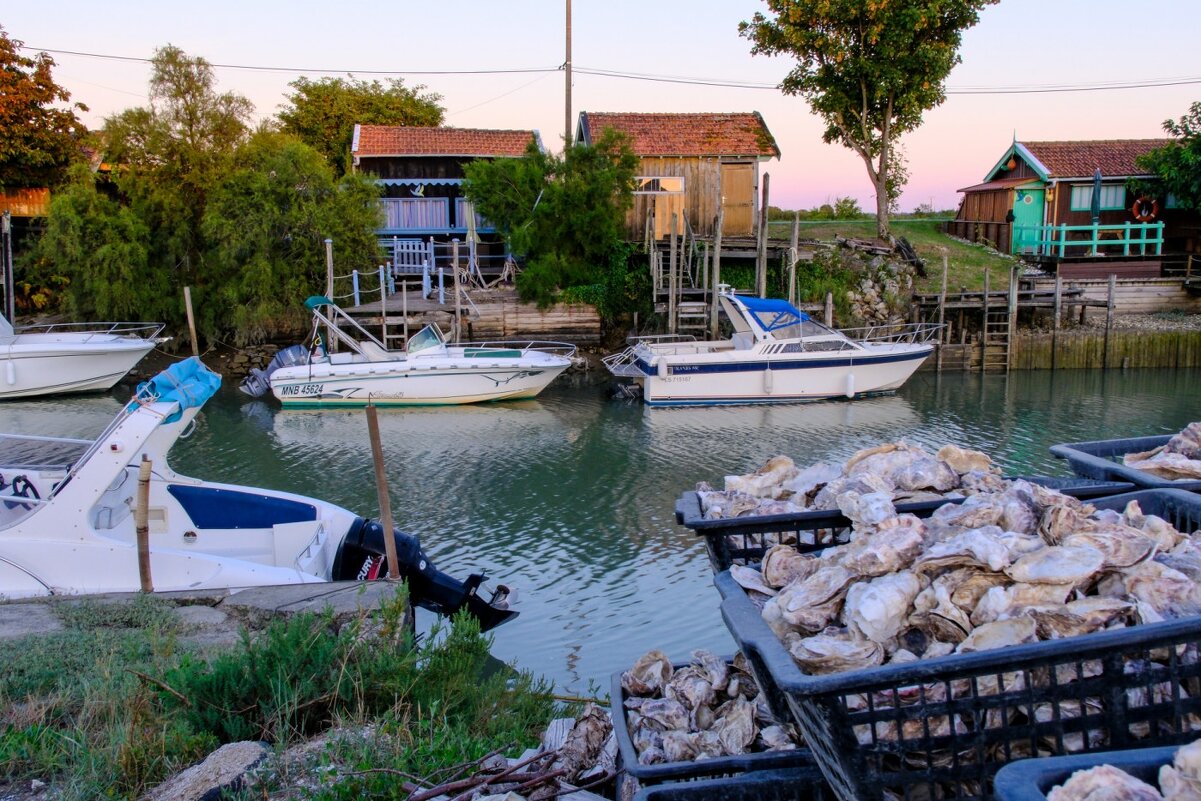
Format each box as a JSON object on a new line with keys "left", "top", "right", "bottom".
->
{"left": 1009, "top": 330, "right": 1201, "bottom": 370}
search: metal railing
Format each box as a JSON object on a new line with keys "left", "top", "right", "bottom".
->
{"left": 11, "top": 321, "right": 166, "bottom": 340}
{"left": 840, "top": 322, "right": 946, "bottom": 345}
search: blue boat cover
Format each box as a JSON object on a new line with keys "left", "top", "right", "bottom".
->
{"left": 736, "top": 295, "right": 810, "bottom": 332}
{"left": 131, "top": 357, "right": 222, "bottom": 422}
{"left": 304, "top": 295, "right": 333, "bottom": 310}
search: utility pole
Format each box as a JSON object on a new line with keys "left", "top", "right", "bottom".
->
{"left": 564, "top": 0, "right": 573, "bottom": 147}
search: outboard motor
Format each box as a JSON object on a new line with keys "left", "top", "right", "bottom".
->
{"left": 332, "top": 519, "right": 518, "bottom": 632}
{"left": 239, "top": 344, "right": 312, "bottom": 398}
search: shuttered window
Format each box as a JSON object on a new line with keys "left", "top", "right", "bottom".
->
{"left": 1069, "top": 184, "right": 1126, "bottom": 211}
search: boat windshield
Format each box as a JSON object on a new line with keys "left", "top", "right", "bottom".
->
{"left": 772, "top": 319, "right": 848, "bottom": 341}
{"left": 406, "top": 324, "right": 447, "bottom": 355}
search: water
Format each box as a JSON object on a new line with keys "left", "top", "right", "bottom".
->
{"left": 2, "top": 368, "right": 1199, "bottom": 694}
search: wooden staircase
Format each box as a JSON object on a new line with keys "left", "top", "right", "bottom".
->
{"left": 978, "top": 269, "right": 1017, "bottom": 373}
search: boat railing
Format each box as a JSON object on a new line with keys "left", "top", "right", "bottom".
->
{"left": 463, "top": 339, "right": 578, "bottom": 359}
{"left": 624, "top": 333, "right": 698, "bottom": 346}
{"left": 601, "top": 345, "right": 647, "bottom": 378}
{"left": 0, "top": 432, "right": 94, "bottom": 472}
{"left": 12, "top": 321, "right": 167, "bottom": 340}
{"left": 840, "top": 322, "right": 946, "bottom": 345}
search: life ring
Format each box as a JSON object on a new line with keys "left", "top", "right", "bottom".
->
{"left": 1132, "top": 196, "right": 1159, "bottom": 222}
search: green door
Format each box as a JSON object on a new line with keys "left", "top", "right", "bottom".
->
{"left": 1010, "top": 188, "right": 1045, "bottom": 254}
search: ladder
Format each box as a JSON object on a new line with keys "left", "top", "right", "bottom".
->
{"left": 978, "top": 268, "right": 1017, "bottom": 373}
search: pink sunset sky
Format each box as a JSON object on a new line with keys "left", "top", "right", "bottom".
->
{"left": 6, "top": 0, "right": 1200, "bottom": 212}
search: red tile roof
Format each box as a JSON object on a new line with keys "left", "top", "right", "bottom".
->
{"left": 579, "top": 112, "right": 780, "bottom": 158}
{"left": 1021, "top": 139, "right": 1172, "bottom": 178}
{"left": 354, "top": 125, "right": 538, "bottom": 157}
{"left": 957, "top": 176, "right": 1040, "bottom": 194}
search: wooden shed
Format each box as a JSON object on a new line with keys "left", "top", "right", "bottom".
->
{"left": 574, "top": 112, "right": 780, "bottom": 240}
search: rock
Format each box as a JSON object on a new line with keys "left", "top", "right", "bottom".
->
{"left": 140, "top": 741, "right": 269, "bottom": 801}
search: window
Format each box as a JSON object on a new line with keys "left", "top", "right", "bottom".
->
{"left": 1069, "top": 184, "right": 1126, "bottom": 211}
{"left": 633, "top": 176, "right": 685, "bottom": 195}
{"left": 1166, "top": 193, "right": 1180, "bottom": 209}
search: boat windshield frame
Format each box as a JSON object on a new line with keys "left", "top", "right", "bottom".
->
{"left": 406, "top": 324, "right": 448, "bottom": 355}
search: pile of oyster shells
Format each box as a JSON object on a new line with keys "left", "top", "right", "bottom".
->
{"left": 697, "top": 441, "right": 1010, "bottom": 520}
{"left": 719, "top": 442, "right": 1201, "bottom": 749}
{"left": 1125, "top": 422, "right": 1201, "bottom": 481}
{"left": 619, "top": 649, "right": 802, "bottom": 766}
{"left": 1047, "top": 738, "right": 1201, "bottom": 801}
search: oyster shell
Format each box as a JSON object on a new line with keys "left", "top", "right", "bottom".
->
{"left": 622, "top": 650, "right": 673, "bottom": 695}
{"left": 1062, "top": 525, "right": 1158, "bottom": 570}
{"left": 836, "top": 490, "right": 897, "bottom": 529}
{"left": 1004, "top": 545, "right": 1104, "bottom": 586}
{"left": 913, "top": 528, "right": 1012, "bottom": 576}
{"left": 789, "top": 627, "right": 885, "bottom": 675}
{"left": 724, "top": 455, "right": 799, "bottom": 498}
{"left": 1161, "top": 738, "right": 1201, "bottom": 801}
{"left": 775, "top": 565, "right": 856, "bottom": 633}
{"left": 909, "top": 578, "right": 973, "bottom": 644}
{"left": 955, "top": 616, "right": 1038, "bottom": 653}
{"left": 713, "top": 696, "right": 757, "bottom": 755}
{"left": 937, "top": 444, "right": 994, "bottom": 475}
{"left": 835, "top": 515, "right": 927, "bottom": 577}
{"left": 637, "top": 698, "right": 690, "bottom": 731}
{"left": 970, "top": 582, "right": 1074, "bottom": 626}
{"left": 1047, "top": 764, "right": 1164, "bottom": 801}
{"left": 845, "top": 572, "right": 924, "bottom": 644}
{"left": 663, "top": 665, "right": 715, "bottom": 712}
{"left": 762, "top": 544, "right": 816, "bottom": 588}
{"left": 730, "top": 564, "right": 777, "bottom": 597}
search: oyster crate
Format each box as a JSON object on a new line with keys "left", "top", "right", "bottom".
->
{"left": 1050, "top": 435, "right": 1201, "bottom": 493}
{"left": 611, "top": 663, "right": 816, "bottom": 786}
{"left": 714, "top": 489, "right": 1201, "bottom": 801}
{"left": 632, "top": 766, "right": 831, "bottom": 801}
{"left": 991, "top": 745, "right": 1178, "bottom": 801}
{"left": 675, "top": 476, "right": 1134, "bottom": 573}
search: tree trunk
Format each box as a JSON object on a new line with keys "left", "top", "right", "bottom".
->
{"left": 874, "top": 175, "right": 891, "bottom": 240}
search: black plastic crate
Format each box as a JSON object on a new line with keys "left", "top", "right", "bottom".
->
{"left": 611, "top": 662, "right": 815, "bottom": 786}
{"left": 714, "top": 489, "right": 1201, "bottom": 801}
{"left": 676, "top": 476, "right": 1134, "bottom": 573}
{"left": 1051, "top": 435, "right": 1201, "bottom": 492}
{"left": 992, "top": 745, "right": 1177, "bottom": 801}
{"left": 632, "top": 766, "right": 831, "bottom": 801}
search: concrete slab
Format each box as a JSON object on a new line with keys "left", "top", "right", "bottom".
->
{"left": 219, "top": 580, "right": 408, "bottom": 628}
{"left": 0, "top": 604, "right": 62, "bottom": 640}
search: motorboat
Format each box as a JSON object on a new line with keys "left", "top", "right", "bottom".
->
{"left": 0, "top": 313, "right": 168, "bottom": 399}
{"left": 603, "top": 288, "right": 941, "bottom": 406}
{"left": 240, "top": 297, "right": 576, "bottom": 407}
{"left": 0, "top": 357, "right": 516, "bottom": 631}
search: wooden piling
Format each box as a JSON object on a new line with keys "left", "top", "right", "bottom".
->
{"left": 980, "top": 269, "right": 990, "bottom": 373}
{"left": 711, "top": 210, "right": 724, "bottom": 338}
{"left": 1104, "top": 274, "right": 1115, "bottom": 369}
{"left": 136, "top": 455, "right": 153, "bottom": 593}
{"left": 756, "top": 173, "right": 769, "bottom": 298}
{"left": 936, "top": 255, "right": 948, "bottom": 372}
{"left": 824, "top": 293, "right": 833, "bottom": 327}
{"left": 452, "top": 240, "right": 462, "bottom": 343}
{"left": 365, "top": 404, "right": 400, "bottom": 580}
{"left": 183, "top": 287, "right": 199, "bottom": 359}
{"left": 1052, "top": 275, "right": 1062, "bottom": 370}
{"left": 789, "top": 212, "right": 800, "bottom": 305}
{"left": 669, "top": 213, "right": 678, "bottom": 334}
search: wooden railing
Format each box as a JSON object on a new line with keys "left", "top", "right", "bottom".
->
{"left": 1012, "top": 222, "right": 1164, "bottom": 258}
{"left": 943, "top": 219, "right": 1012, "bottom": 253}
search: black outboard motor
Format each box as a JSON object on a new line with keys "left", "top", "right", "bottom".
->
{"left": 240, "top": 344, "right": 311, "bottom": 398}
{"left": 332, "top": 518, "right": 518, "bottom": 632}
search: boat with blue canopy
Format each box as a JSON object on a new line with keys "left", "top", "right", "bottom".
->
{"left": 603, "top": 287, "right": 941, "bottom": 406}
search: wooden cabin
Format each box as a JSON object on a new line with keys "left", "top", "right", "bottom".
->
{"left": 949, "top": 139, "right": 1201, "bottom": 276}
{"left": 574, "top": 111, "right": 780, "bottom": 241}
{"left": 351, "top": 125, "right": 543, "bottom": 275}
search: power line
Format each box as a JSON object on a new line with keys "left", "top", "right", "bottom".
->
{"left": 20, "top": 44, "right": 1201, "bottom": 95}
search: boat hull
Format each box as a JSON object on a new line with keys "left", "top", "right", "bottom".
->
{"left": 0, "top": 339, "right": 159, "bottom": 399}
{"left": 636, "top": 345, "right": 933, "bottom": 406}
{"left": 269, "top": 362, "right": 570, "bottom": 407}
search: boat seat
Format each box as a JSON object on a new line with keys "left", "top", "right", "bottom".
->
{"left": 357, "top": 341, "right": 391, "bottom": 361}
{"left": 731, "top": 332, "right": 756, "bottom": 351}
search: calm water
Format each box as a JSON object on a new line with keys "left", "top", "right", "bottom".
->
{"left": 2, "top": 368, "right": 1199, "bottom": 694}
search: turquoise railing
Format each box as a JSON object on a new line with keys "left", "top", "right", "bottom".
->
{"left": 1013, "top": 222, "right": 1164, "bottom": 258}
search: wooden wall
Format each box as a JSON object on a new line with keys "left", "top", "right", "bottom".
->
{"left": 627, "top": 157, "right": 757, "bottom": 240}
{"left": 1010, "top": 330, "right": 1201, "bottom": 370}
{"left": 956, "top": 188, "right": 1013, "bottom": 223}
{"left": 1027, "top": 277, "right": 1201, "bottom": 314}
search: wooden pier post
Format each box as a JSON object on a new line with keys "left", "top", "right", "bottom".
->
{"left": 1007, "top": 266, "right": 1018, "bottom": 372}
{"left": 824, "top": 293, "right": 833, "bottom": 327}
{"left": 711, "top": 210, "right": 724, "bottom": 339}
{"left": 136, "top": 455, "right": 153, "bottom": 593}
{"left": 789, "top": 212, "right": 800, "bottom": 305}
{"left": 452, "top": 239, "right": 462, "bottom": 343}
{"left": 936, "top": 255, "right": 948, "bottom": 372}
{"left": 1052, "top": 274, "right": 1062, "bottom": 370}
{"left": 365, "top": 404, "right": 400, "bottom": 580}
{"left": 980, "top": 268, "right": 990, "bottom": 373}
{"left": 1104, "top": 274, "right": 1116, "bottom": 370}
{"left": 756, "top": 173, "right": 770, "bottom": 298}
{"left": 668, "top": 213, "right": 678, "bottom": 334}
{"left": 183, "top": 286, "right": 200, "bottom": 359}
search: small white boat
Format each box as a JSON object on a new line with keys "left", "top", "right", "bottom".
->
{"left": 0, "top": 313, "right": 167, "bottom": 399}
{"left": 604, "top": 288, "right": 940, "bottom": 406}
{"left": 241, "top": 297, "right": 576, "bottom": 407}
{"left": 0, "top": 358, "right": 516, "bottom": 631}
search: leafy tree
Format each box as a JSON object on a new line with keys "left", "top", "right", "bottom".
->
{"left": 203, "top": 130, "right": 383, "bottom": 343}
{"left": 463, "top": 128, "right": 638, "bottom": 306}
{"left": 741, "top": 0, "right": 998, "bottom": 238}
{"left": 278, "top": 77, "right": 444, "bottom": 176}
{"left": 1134, "top": 101, "right": 1201, "bottom": 211}
{"left": 0, "top": 26, "right": 89, "bottom": 189}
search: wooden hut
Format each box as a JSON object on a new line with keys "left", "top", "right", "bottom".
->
{"left": 949, "top": 139, "right": 1200, "bottom": 275}
{"left": 574, "top": 112, "right": 780, "bottom": 240}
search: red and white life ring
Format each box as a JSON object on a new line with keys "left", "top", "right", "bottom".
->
{"left": 1132, "top": 196, "right": 1159, "bottom": 222}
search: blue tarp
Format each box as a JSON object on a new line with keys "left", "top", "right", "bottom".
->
{"left": 130, "top": 357, "right": 222, "bottom": 422}
{"left": 737, "top": 295, "right": 809, "bottom": 332}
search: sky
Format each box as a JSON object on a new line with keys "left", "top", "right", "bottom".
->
{"left": 6, "top": 0, "right": 1201, "bottom": 212}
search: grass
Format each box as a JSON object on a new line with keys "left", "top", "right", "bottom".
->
{"left": 0, "top": 588, "right": 558, "bottom": 800}
{"left": 766, "top": 217, "right": 1019, "bottom": 294}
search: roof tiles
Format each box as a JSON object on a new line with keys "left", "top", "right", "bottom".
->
{"left": 1021, "top": 139, "right": 1172, "bottom": 178}
{"left": 580, "top": 112, "right": 780, "bottom": 158}
{"left": 354, "top": 125, "right": 538, "bottom": 157}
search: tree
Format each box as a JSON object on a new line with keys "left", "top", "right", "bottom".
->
{"left": 203, "top": 130, "right": 383, "bottom": 343}
{"left": 1135, "top": 101, "right": 1201, "bottom": 212}
{"left": 0, "top": 26, "right": 89, "bottom": 189}
{"left": 278, "top": 77, "right": 444, "bottom": 176}
{"left": 740, "top": 0, "right": 997, "bottom": 238}
{"left": 463, "top": 128, "right": 638, "bottom": 307}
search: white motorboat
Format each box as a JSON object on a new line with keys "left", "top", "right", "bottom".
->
{"left": 0, "top": 313, "right": 167, "bottom": 399}
{"left": 0, "top": 357, "right": 516, "bottom": 631}
{"left": 240, "top": 297, "right": 576, "bottom": 407}
{"left": 604, "top": 288, "right": 941, "bottom": 406}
